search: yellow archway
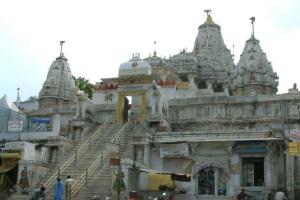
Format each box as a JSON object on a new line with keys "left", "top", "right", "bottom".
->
{"left": 117, "top": 90, "right": 147, "bottom": 123}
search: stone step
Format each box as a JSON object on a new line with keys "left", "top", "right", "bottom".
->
{"left": 8, "top": 194, "right": 31, "bottom": 200}
{"left": 43, "top": 123, "right": 128, "bottom": 198}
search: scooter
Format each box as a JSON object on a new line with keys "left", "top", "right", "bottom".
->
{"left": 149, "top": 192, "right": 166, "bottom": 200}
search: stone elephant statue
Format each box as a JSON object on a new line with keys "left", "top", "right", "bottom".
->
{"left": 151, "top": 80, "right": 169, "bottom": 116}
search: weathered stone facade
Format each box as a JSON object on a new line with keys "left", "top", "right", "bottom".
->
{"left": 92, "top": 12, "right": 299, "bottom": 200}
{"left": 1, "top": 11, "right": 299, "bottom": 200}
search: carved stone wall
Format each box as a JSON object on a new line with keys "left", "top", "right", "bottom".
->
{"left": 169, "top": 94, "right": 300, "bottom": 132}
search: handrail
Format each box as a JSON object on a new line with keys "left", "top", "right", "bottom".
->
{"left": 71, "top": 122, "right": 128, "bottom": 197}
{"left": 43, "top": 120, "right": 110, "bottom": 191}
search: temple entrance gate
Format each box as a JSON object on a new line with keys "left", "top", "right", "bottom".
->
{"left": 117, "top": 87, "right": 147, "bottom": 123}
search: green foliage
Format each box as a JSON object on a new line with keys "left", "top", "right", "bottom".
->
{"left": 73, "top": 76, "right": 94, "bottom": 98}
{"left": 26, "top": 96, "right": 38, "bottom": 102}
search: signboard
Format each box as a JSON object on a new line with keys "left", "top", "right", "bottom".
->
{"left": 31, "top": 117, "right": 51, "bottom": 124}
{"left": 288, "top": 142, "right": 300, "bottom": 156}
{"left": 110, "top": 158, "right": 120, "bottom": 166}
{"left": 118, "top": 84, "right": 148, "bottom": 92}
{"left": 8, "top": 121, "right": 23, "bottom": 132}
{"left": 160, "top": 143, "right": 189, "bottom": 157}
{"left": 289, "top": 130, "right": 300, "bottom": 142}
{"left": 106, "top": 142, "right": 119, "bottom": 153}
{"left": 234, "top": 142, "right": 267, "bottom": 154}
{"left": 4, "top": 142, "right": 25, "bottom": 150}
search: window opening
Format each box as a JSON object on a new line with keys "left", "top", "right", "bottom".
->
{"left": 242, "top": 157, "right": 264, "bottom": 186}
{"left": 198, "top": 81, "right": 208, "bottom": 89}
{"left": 198, "top": 167, "right": 215, "bottom": 195}
{"left": 213, "top": 83, "right": 224, "bottom": 92}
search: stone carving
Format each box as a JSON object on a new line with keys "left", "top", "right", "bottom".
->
{"left": 151, "top": 80, "right": 169, "bottom": 116}
{"left": 18, "top": 166, "right": 30, "bottom": 194}
{"left": 105, "top": 93, "right": 114, "bottom": 102}
{"left": 194, "top": 154, "right": 229, "bottom": 176}
{"left": 75, "top": 93, "right": 87, "bottom": 119}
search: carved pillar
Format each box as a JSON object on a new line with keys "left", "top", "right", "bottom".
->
{"left": 141, "top": 92, "right": 147, "bottom": 122}
{"left": 229, "top": 153, "right": 240, "bottom": 196}
{"left": 286, "top": 154, "right": 295, "bottom": 199}
{"left": 265, "top": 151, "right": 272, "bottom": 188}
{"left": 207, "top": 80, "right": 213, "bottom": 90}
{"left": 81, "top": 102, "right": 87, "bottom": 119}
{"left": 224, "top": 84, "right": 229, "bottom": 95}
{"left": 143, "top": 141, "right": 151, "bottom": 167}
{"left": 117, "top": 93, "right": 124, "bottom": 122}
{"left": 52, "top": 114, "right": 61, "bottom": 134}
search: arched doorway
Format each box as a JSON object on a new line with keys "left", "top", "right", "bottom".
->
{"left": 198, "top": 167, "right": 227, "bottom": 196}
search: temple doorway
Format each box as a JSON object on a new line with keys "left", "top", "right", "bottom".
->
{"left": 198, "top": 167, "right": 227, "bottom": 196}
{"left": 0, "top": 163, "right": 18, "bottom": 192}
{"left": 122, "top": 96, "right": 132, "bottom": 123}
{"left": 117, "top": 90, "right": 147, "bottom": 123}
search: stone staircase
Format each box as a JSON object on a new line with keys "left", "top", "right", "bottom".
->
{"left": 73, "top": 122, "right": 148, "bottom": 200}
{"left": 41, "top": 121, "right": 127, "bottom": 200}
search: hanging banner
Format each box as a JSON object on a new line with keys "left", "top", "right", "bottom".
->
{"left": 8, "top": 121, "right": 23, "bottom": 132}
{"left": 289, "top": 130, "right": 300, "bottom": 142}
{"left": 288, "top": 142, "right": 300, "bottom": 156}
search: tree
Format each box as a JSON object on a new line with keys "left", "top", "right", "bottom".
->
{"left": 73, "top": 76, "right": 94, "bottom": 99}
{"left": 113, "top": 166, "right": 126, "bottom": 200}
{"left": 26, "top": 96, "right": 38, "bottom": 102}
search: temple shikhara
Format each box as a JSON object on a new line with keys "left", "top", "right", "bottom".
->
{"left": 1, "top": 11, "right": 300, "bottom": 200}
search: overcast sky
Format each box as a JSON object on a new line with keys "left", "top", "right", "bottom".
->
{"left": 0, "top": 0, "right": 299, "bottom": 101}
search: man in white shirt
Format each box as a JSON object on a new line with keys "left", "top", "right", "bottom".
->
{"left": 274, "top": 188, "right": 287, "bottom": 200}
{"left": 65, "top": 175, "right": 76, "bottom": 200}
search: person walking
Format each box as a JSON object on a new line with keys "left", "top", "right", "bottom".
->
{"left": 274, "top": 188, "right": 288, "bottom": 200}
{"left": 65, "top": 175, "right": 76, "bottom": 200}
{"left": 53, "top": 178, "right": 64, "bottom": 200}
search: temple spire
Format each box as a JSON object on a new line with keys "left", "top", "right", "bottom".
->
{"left": 16, "top": 87, "right": 20, "bottom": 107}
{"left": 59, "top": 41, "right": 65, "bottom": 57}
{"left": 250, "top": 16, "right": 255, "bottom": 37}
{"left": 153, "top": 41, "right": 157, "bottom": 56}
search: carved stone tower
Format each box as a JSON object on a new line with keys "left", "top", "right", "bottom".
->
{"left": 193, "top": 10, "right": 234, "bottom": 94}
{"left": 232, "top": 18, "right": 278, "bottom": 96}
{"left": 39, "top": 41, "right": 77, "bottom": 109}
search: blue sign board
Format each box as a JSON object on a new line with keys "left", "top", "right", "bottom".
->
{"left": 31, "top": 117, "right": 51, "bottom": 124}
{"left": 235, "top": 142, "right": 267, "bottom": 153}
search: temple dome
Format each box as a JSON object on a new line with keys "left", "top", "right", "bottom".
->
{"left": 118, "top": 54, "right": 151, "bottom": 77}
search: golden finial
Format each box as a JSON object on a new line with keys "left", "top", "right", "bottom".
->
{"left": 204, "top": 9, "right": 213, "bottom": 23}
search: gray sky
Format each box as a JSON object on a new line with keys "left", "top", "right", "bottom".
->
{"left": 1, "top": 0, "right": 300, "bottom": 101}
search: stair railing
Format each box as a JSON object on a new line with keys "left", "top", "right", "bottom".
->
{"left": 43, "top": 120, "right": 110, "bottom": 191}
{"left": 71, "top": 122, "right": 128, "bottom": 197}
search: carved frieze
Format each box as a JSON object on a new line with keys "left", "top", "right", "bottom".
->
{"left": 194, "top": 154, "right": 229, "bottom": 175}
